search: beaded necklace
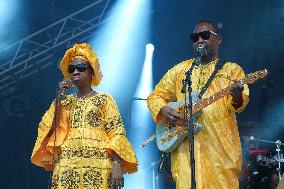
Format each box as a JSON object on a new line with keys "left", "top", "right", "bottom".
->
{"left": 75, "top": 90, "right": 95, "bottom": 99}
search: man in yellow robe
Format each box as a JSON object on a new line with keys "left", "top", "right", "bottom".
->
{"left": 147, "top": 20, "right": 249, "bottom": 189}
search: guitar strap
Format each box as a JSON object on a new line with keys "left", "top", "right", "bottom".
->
{"left": 198, "top": 59, "right": 224, "bottom": 99}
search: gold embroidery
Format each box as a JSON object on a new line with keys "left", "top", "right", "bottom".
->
{"left": 60, "top": 146, "right": 111, "bottom": 159}
{"left": 82, "top": 169, "right": 104, "bottom": 189}
{"left": 90, "top": 94, "right": 106, "bottom": 108}
{"left": 104, "top": 115, "right": 123, "bottom": 134}
{"left": 70, "top": 94, "right": 107, "bottom": 129}
{"left": 51, "top": 173, "right": 59, "bottom": 189}
{"left": 60, "top": 169, "right": 80, "bottom": 189}
{"left": 86, "top": 110, "right": 103, "bottom": 128}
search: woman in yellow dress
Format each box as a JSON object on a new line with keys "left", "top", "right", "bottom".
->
{"left": 31, "top": 43, "right": 138, "bottom": 189}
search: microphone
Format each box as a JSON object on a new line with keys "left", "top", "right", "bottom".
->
{"left": 59, "top": 78, "right": 72, "bottom": 98}
{"left": 196, "top": 43, "right": 206, "bottom": 56}
{"left": 181, "top": 44, "right": 205, "bottom": 93}
{"left": 194, "top": 43, "right": 205, "bottom": 65}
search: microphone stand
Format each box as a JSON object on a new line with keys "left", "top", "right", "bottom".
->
{"left": 181, "top": 54, "right": 202, "bottom": 189}
{"left": 275, "top": 140, "right": 282, "bottom": 180}
{"left": 47, "top": 83, "right": 67, "bottom": 189}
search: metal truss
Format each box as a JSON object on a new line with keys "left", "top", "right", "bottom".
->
{"left": 0, "top": 0, "right": 110, "bottom": 93}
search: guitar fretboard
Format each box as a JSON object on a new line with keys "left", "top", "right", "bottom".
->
{"left": 193, "top": 84, "right": 234, "bottom": 114}
{"left": 190, "top": 69, "right": 267, "bottom": 113}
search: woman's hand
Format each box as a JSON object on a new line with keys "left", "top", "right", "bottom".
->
{"left": 111, "top": 161, "right": 124, "bottom": 189}
{"left": 57, "top": 78, "right": 72, "bottom": 99}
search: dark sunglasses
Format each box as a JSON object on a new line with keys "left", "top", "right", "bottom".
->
{"left": 68, "top": 63, "right": 88, "bottom": 73}
{"left": 190, "top": 30, "right": 218, "bottom": 43}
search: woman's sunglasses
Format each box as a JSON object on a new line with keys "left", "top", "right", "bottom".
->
{"left": 68, "top": 63, "right": 88, "bottom": 74}
{"left": 190, "top": 30, "right": 218, "bottom": 43}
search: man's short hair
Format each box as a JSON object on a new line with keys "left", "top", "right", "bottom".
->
{"left": 196, "top": 20, "right": 220, "bottom": 34}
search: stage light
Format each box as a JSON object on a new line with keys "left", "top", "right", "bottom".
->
{"left": 0, "top": 0, "right": 20, "bottom": 49}
{"left": 146, "top": 43, "right": 154, "bottom": 52}
{"left": 90, "top": 0, "right": 151, "bottom": 100}
{"left": 135, "top": 43, "right": 154, "bottom": 99}
{"left": 124, "top": 43, "right": 161, "bottom": 189}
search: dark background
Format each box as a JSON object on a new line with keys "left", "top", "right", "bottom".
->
{"left": 0, "top": 0, "right": 283, "bottom": 188}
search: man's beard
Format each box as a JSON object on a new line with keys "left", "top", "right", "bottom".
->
{"left": 200, "top": 52, "right": 217, "bottom": 63}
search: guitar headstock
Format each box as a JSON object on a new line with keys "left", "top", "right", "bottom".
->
{"left": 242, "top": 69, "right": 268, "bottom": 85}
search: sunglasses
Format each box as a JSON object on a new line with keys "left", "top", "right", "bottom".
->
{"left": 68, "top": 63, "right": 88, "bottom": 73}
{"left": 190, "top": 30, "right": 218, "bottom": 43}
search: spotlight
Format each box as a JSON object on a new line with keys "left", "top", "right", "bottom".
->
{"left": 146, "top": 43, "right": 154, "bottom": 52}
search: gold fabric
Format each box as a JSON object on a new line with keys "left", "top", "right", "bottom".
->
{"left": 31, "top": 93, "right": 138, "bottom": 189}
{"left": 147, "top": 59, "right": 249, "bottom": 189}
{"left": 60, "top": 43, "right": 103, "bottom": 86}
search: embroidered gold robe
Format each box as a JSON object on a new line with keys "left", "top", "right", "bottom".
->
{"left": 147, "top": 59, "right": 249, "bottom": 189}
{"left": 31, "top": 93, "right": 138, "bottom": 189}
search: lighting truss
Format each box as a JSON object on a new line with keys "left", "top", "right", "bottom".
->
{"left": 0, "top": 0, "right": 110, "bottom": 93}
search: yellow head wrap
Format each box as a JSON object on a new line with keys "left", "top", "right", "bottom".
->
{"left": 60, "top": 43, "right": 103, "bottom": 86}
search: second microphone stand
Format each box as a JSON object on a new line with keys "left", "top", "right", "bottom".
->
{"left": 181, "top": 55, "right": 201, "bottom": 189}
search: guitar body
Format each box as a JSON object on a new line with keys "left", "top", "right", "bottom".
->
{"left": 156, "top": 91, "right": 203, "bottom": 153}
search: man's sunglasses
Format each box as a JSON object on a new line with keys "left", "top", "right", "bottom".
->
{"left": 190, "top": 30, "right": 218, "bottom": 43}
{"left": 68, "top": 63, "right": 88, "bottom": 73}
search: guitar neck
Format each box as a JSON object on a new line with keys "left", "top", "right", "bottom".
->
{"left": 193, "top": 84, "right": 236, "bottom": 114}
{"left": 181, "top": 69, "right": 267, "bottom": 115}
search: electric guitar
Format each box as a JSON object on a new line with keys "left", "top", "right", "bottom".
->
{"left": 156, "top": 69, "right": 268, "bottom": 153}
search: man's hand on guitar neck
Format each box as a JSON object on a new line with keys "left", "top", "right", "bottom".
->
{"left": 159, "top": 106, "right": 183, "bottom": 127}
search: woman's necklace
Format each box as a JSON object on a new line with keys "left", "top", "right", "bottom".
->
{"left": 75, "top": 90, "right": 95, "bottom": 99}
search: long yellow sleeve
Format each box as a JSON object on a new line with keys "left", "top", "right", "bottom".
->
{"left": 223, "top": 63, "right": 249, "bottom": 113}
{"left": 104, "top": 95, "right": 138, "bottom": 173}
{"left": 31, "top": 100, "right": 69, "bottom": 171}
{"left": 147, "top": 61, "right": 189, "bottom": 124}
